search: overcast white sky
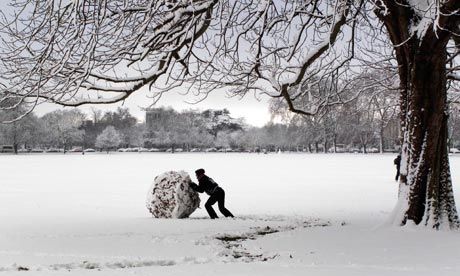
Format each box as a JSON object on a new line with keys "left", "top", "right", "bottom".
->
{"left": 34, "top": 87, "right": 273, "bottom": 127}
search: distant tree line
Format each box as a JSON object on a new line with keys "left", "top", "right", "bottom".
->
{"left": 0, "top": 107, "right": 142, "bottom": 153}
{"left": 144, "top": 108, "right": 244, "bottom": 151}
{"left": 2, "top": 103, "right": 460, "bottom": 154}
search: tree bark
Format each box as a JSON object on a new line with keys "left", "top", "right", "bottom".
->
{"left": 377, "top": 1, "right": 459, "bottom": 229}
{"left": 396, "top": 47, "right": 458, "bottom": 228}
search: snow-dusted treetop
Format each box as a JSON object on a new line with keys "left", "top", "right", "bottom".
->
{"left": 0, "top": 0, "right": 459, "bottom": 119}
{"left": 0, "top": 0, "right": 218, "bottom": 116}
{"left": 0, "top": 0, "right": 458, "bottom": 119}
{"left": 0, "top": 0, "right": 363, "bottom": 118}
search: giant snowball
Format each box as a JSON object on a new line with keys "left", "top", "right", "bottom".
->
{"left": 146, "top": 171, "right": 200, "bottom": 218}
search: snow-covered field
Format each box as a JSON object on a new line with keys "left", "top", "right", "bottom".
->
{"left": 1, "top": 153, "right": 460, "bottom": 275}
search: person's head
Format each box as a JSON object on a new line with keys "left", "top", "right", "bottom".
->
{"left": 195, "top": 168, "right": 205, "bottom": 179}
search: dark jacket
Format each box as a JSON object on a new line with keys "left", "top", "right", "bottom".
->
{"left": 190, "top": 175, "right": 219, "bottom": 195}
{"left": 394, "top": 155, "right": 401, "bottom": 168}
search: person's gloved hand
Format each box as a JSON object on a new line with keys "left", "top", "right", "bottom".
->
{"left": 189, "top": 181, "right": 198, "bottom": 190}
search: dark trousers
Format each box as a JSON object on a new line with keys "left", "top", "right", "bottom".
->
{"left": 395, "top": 169, "right": 400, "bottom": 181}
{"left": 205, "top": 187, "right": 234, "bottom": 219}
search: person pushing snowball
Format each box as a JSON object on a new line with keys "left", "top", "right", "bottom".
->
{"left": 189, "top": 168, "right": 234, "bottom": 219}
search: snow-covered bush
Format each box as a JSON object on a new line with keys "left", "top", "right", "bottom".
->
{"left": 146, "top": 171, "right": 200, "bottom": 218}
{"left": 95, "top": 126, "right": 122, "bottom": 152}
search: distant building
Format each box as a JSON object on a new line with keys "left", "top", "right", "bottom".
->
{"left": 145, "top": 107, "right": 177, "bottom": 133}
{"left": 144, "top": 108, "right": 179, "bottom": 146}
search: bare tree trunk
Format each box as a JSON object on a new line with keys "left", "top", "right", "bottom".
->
{"left": 323, "top": 128, "right": 328, "bottom": 153}
{"left": 333, "top": 135, "right": 337, "bottom": 153}
{"left": 360, "top": 137, "right": 367, "bottom": 154}
{"left": 13, "top": 122, "right": 18, "bottom": 154}
{"left": 378, "top": 4, "right": 459, "bottom": 228}
{"left": 395, "top": 49, "right": 458, "bottom": 229}
{"left": 379, "top": 124, "right": 384, "bottom": 154}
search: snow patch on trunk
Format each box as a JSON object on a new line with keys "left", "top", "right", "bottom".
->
{"left": 386, "top": 180, "right": 410, "bottom": 227}
{"left": 407, "top": 0, "right": 438, "bottom": 40}
{"left": 387, "top": 132, "right": 428, "bottom": 226}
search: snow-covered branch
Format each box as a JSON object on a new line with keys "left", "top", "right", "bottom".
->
{"left": 0, "top": 0, "right": 217, "bottom": 110}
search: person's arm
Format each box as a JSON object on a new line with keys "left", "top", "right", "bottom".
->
{"left": 189, "top": 181, "right": 204, "bottom": 193}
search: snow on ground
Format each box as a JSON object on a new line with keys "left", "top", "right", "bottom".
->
{"left": 0, "top": 153, "right": 460, "bottom": 275}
